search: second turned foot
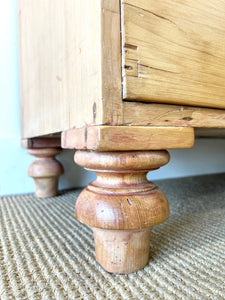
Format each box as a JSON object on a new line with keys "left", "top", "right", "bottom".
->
{"left": 28, "top": 148, "right": 64, "bottom": 198}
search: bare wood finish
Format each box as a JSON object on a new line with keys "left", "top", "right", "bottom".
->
{"left": 61, "top": 126, "right": 194, "bottom": 150}
{"left": 19, "top": 0, "right": 225, "bottom": 142}
{"left": 18, "top": 0, "right": 225, "bottom": 275}
{"left": 75, "top": 150, "right": 170, "bottom": 273}
{"left": 93, "top": 228, "right": 152, "bottom": 274}
{"left": 124, "top": 102, "right": 225, "bottom": 127}
{"left": 101, "top": 0, "right": 123, "bottom": 125}
{"left": 28, "top": 148, "right": 64, "bottom": 198}
{"left": 18, "top": 0, "right": 122, "bottom": 138}
{"left": 122, "top": 0, "right": 225, "bottom": 109}
{"left": 19, "top": 0, "right": 70, "bottom": 137}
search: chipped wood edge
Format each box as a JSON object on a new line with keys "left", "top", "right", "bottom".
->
{"left": 61, "top": 126, "right": 195, "bottom": 151}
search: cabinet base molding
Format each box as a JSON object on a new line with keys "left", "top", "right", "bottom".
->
{"left": 27, "top": 148, "right": 64, "bottom": 198}
{"left": 62, "top": 126, "right": 194, "bottom": 151}
{"left": 74, "top": 150, "right": 170, "bottom": 274}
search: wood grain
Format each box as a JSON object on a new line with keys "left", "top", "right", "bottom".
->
{"left": 123, "top": 102, "right": 225, "bottom": 127}
{"left": 75, "top": 150, "right": 170, "bottom": 273}
{"left": 28, "top": 148, "right": 64, "bottom": 198}
{"left": 75, "top": 150, "right": 170, "bottom": 230}
{"left": 93, "top": 227, "right": 152, "bottom": 274}
{"left": 18, "top": 0, "right": 123, "bottom": 138}
{"left": 19, "top": 0, "right": 71, "bottom": 137}
{"left": 61, "top": 126, "right": 195, "bottom": 150}
{"left": 101, "top": 0, "right": 123, "bottom": 125}
{"left": 122, "top": 0, "right": 225, "bottom": 109}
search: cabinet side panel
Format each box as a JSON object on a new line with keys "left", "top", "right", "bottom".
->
{"left": 122, "top": 0, "right": 225, "bottom": 109}
{"left": 19, "top": 0, "right": 102, "bottom": 138}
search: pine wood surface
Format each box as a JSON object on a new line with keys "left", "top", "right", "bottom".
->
{"left": 123, "top": 102, "right": 225, "bottom": 127}
{"left": 61, "top": 126, "right": 195, "bottom": 151}
{"left": 122, "top": 0, "right": 225, "bottom": 109}
{"left": 19, "top": 0, "right": 225, "bottom": 141}
{"left": 101, "top": 0, "right": 123, "bottom": 125}
{"left": 28, "top": 148, "right": 64, "bottom": 198}
{"left": 18, "top": 0, "right": 122, "bottom": 138}
{"left": 93, "top": 227, "right": 152, "bottom": 274}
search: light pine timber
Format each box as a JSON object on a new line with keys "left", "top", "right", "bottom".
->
{"left": 101, "top": 0, "right": 123, "bottom": 125}
{"left": 123, "top": 102, "right": 225, "bottom": 127}
{"left": 18, "top": 0, "right": 122, "bottom": 139}
{"left": 28, "top": 148, "right": 64, "bottom": 198}
{"left": 75, "top": 150, "right": 170, "bottom": 273}
{"left": 61, "top": 126, "right": 195, "bottom": 151}
{"left": 122, "top": 0, "right": 225, "bottom": 109}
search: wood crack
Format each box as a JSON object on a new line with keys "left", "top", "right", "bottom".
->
{"left": 125, "top": 3, "right": 177, "bottom": 27}
{"left": 149, "top": 109, "right": 190, "bottom": 121}
{"left": 139, "top": 64, "right": 179, "bottom": 74}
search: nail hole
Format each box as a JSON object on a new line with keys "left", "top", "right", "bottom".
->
{"left": 127, "top": 198, "right": 132, "bottom": 206}
{"left": 182, "top": 117, "right": 192, "bottom": 121}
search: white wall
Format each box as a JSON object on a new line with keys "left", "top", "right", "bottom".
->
{"left": 0, "top": 1, "right": 225, "bottom": 196}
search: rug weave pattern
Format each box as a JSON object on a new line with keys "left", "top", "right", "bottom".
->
{"left": 0, "top": 174, "right": 225, "bottom": 299}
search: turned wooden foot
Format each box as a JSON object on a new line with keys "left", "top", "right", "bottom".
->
{"left": 75, "top": 150, "right": 170, "bottom": 274}
{"left": 28, "top": 148, "right": 64, "bottom": 198}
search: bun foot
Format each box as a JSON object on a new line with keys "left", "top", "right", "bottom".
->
{"left": 75, "top": 150, "right": 170, "bottom": 274}
{"left": 28, "top": 148, "right": 64, "bottom": 198}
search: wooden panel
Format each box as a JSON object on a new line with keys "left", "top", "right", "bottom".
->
{"left": 122, "top": 0, "right": 225, "bottom": 109}
{"left": 19, "top": 0, "right": 70, "bottom": 137}
{"left": 19, "top": 0, "right": 123, "bottom": 139}
{"left": 101, "top": 0, "right": 123, "bottom": 125}
{"left": 61, "top": 126, "right": 194, "bottom": 150}
{"left": 124, "top": 102, "right": 225, "bottom": 127}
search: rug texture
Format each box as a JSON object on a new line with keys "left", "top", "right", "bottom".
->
{"left": 0, "top": 174, "right": 225, "bottom": 300}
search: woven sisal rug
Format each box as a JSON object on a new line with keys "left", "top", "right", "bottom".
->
{"left": 0, "top": 174, "right": 225, "bottom": 299}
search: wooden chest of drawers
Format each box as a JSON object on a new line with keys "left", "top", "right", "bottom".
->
{"left": 18, "top": 0, "right": 225, "bottom": 273}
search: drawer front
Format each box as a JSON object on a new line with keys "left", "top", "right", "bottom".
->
{"left": 122, "top": 0, "right": 225, "bottom": 109}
